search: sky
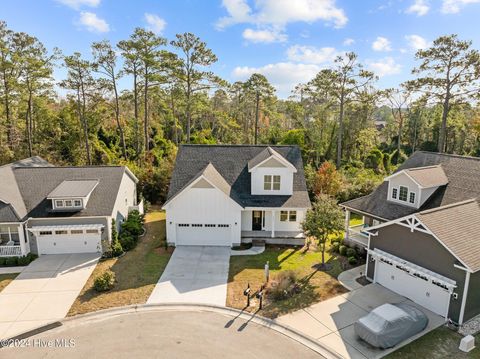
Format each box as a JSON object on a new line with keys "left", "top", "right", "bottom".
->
{"left": 2, "top": 0, "right": 480, "bottom": 98}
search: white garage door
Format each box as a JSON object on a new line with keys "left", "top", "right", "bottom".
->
{"left": 376, "top": 259, "right": 451, "bottom": 317}
{"left": 37, "top": 232, "right": 101, "bottom": 255}
{"left": 176, "top": 224, "right": 231, "bottom": 246}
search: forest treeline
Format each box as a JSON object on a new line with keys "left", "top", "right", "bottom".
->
{"left": 1, "top": 20, "right": 480, "bottom": 203}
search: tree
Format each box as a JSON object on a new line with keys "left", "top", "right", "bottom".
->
{"left": 308, "top": 52, "right": 376, "bottom": 168}
{"left": 92, "top": 40, "right": 127, "bottom": 159}
{"left": 170, "top": 32, "right": 222, "bottom": 142}
{"left": 244, "top": 73, "right": 275, "bottom": 144}
{"left": 384, "top": 85, "right": 413, "bottom": 154}
{"left": 60, "top": 52, "right": 95, "bottom": 165}
{"left": 406, "top": 35, "right": 480, "bottom": 153}
{"left": 301, "top": 194, "right": 344, "bottom": 269}
{"left": 313, "top": 161, "right": 344, "bottom": 197}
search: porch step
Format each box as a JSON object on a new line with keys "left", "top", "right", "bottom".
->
{"left": 252, "top": 239, "right": 266, "bottom": 247}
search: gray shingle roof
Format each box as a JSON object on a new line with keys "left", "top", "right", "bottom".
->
{"left": 404, "top": 165, "right": 449, "bottom": 188}
{"left": 0, "top": 202, "right": 20, "bottom": 222}
{"left": 47, "top": 180, "right": 99, "bottom": 198}
{"left": 416, "top": 199, "right": 480, "bottom": 272}
{"left": 341, "top": 151, "right": 480, "bottom": 220}
{"left": 167, "top": 145, "right": 311, "bottom": 208}
{"left": 13, "top": 166, "right": 127, "bottom": 219}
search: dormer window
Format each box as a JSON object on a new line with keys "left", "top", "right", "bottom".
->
{"left": 392, "top": 188, "right": 397, "bottom": 199}
{"left": 399, "top": 186, "right": 408, "bottom": 202}
{"left": 74, "top": 199, "right": 82, "bottom": 207}
{"left": 55, "top": 200, "right": 64, "bottom": 208}
{"left": 409, "top": 192, "right": 416, "bottom": 204}
{"left": 47, "top": 179, "right": 98, "bottom": 212}
{"left": 264, "top": 175, "right": 281, "bottom": 191}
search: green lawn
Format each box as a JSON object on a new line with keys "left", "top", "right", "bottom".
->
{"left": 68, "top": 210, "right": 172, "bottom": 316}
{"left": 0, "top": 273, "right": 17, "bottom": 293}
{"left": 386, "top": 326, "right": 480, "bottom": 359}
{"left": 227, "top": 241, "right": 359, "bottom": 318}
{"left": 349, "top": 213, "right": 364, "bottom": 227}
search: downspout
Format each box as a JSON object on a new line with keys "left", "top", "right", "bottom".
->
{"left": 459, "top": 270, "right": 472, "bottom": 325}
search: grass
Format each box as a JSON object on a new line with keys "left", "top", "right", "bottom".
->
{"left": 349, "top": 213, "right": 364, "bottom": 227}
{"left": 68, "top": 209, "right": 172, "bottom": 316}
{"left": 227, "top": 239, "right": 358, "bottom": 318}
{"left": 386, "top": 326, "right": 480, "bottom": 359}
{"left": 0, "top": 273, "right": 17, "bottom": 292}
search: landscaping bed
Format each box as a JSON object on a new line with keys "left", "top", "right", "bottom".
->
{"left": 68, "top": 210, "right": 172, "bottom": 316}
{"left": 227, "top": 240, "right": 362, "bottom": 319}
{"left": 0, "top": 273, "right": 17, "bottom": 293}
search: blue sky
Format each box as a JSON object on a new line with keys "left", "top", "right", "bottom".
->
{"left": 2, "top": 0, "right": 480, "bottom": 98}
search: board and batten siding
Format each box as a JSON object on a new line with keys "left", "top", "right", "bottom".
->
{"left": 250, "top": 166, "right": 294, "bottom": 195}
{"left": 110, "top": 170, "right": 138, "bottom": 232}
{"left": 367, "top": 223, "right": 468, "bottom": 323}
{"left": 164, "top": 186, "right": 242, "bottom": 246}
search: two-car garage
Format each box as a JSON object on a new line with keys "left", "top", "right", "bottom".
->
{"left": 176, "top": 223, "right": 232, "bottom": 246}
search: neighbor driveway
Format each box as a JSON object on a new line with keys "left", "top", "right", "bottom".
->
{"left": 147, "top": 246, "right": 230, "bottom": 306}
{"left": 0, "top": 253, "right": 99, "bottom": 339}
{"left": 276, "top": 283, "right": 444, "bottom": 359}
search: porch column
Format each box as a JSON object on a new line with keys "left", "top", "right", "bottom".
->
{"left": 271, "top": 210, "right": 275, "bottom": 238}
{"left": 344, "top": 210, "right": 351, "bottom": 240}
{"left": 18, "top": 224, "right": 27, "bottom": 256}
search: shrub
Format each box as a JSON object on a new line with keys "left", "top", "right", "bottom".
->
{"left": 94, "top": 271, "right": 115, "bottom": 292}
{"left": 348, "top": 256, "right": 358, "bottom": 265}
{"left": 339, "top": 245, "right": 347, "bottom": 256}
{"left": 27, "top": 253, "right": 38, "bottom": 262}
{"left": 119, "top": 232, "right": 136, "bottom": 251}
{"left": 346, "top": 248, "right": 357, "bottom": 258}
{"left": 121, "top": 210, "right": 144, "bottom": 236}
{"left": 331, "top": 242, "right": 340, "bottom": 253}
{"left": 17, "top": 256, "right": 31, "bottom": 266}
{"left": 111, "top": 238, "right": 124, "bottom": 257}
{"left": 267, "top": 271, "right": 297, "bottom": 301}
{"left": 5, "top": 257, "right": 18, "bottom": 266}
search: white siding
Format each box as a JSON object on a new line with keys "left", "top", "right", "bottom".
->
{"left": 164, "top": 185, "right": 242, "bottom": 246}
{"left": 419, "top": 186, "right": 438, "bottom": 206}
{"left": 387, "top": 174, "right": 419, "bottom": 208}
{"left": 250, "top": 167, "right": 294, "bottom": 195}
{"left": 110, "top": 171, "right": 138, "bottom": 233}
{"left": 241, "top": 211, "right": 252, "bottom": 231}
{"left": 241, "top": 209, "right": 305, "bottom": 232}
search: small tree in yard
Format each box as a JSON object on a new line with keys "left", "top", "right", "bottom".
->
{"left": 302, "top": 194, "right": 344, "bottom": 270}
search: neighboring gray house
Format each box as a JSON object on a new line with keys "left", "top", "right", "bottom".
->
{"left": 0, "top": 157, "right": 140, "bottom": 257}
{"left": 341, "top": 151, "right": 480, "bottom": 325}
{"left": 164, "top": 145, "right": 311, "bottom": 247}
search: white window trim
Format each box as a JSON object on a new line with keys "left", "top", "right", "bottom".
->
{"left": 264, "top": 175, "right": 281, "bottom": 191}
{"left": 280, "top": 210, "right": 297, "bottom": 222}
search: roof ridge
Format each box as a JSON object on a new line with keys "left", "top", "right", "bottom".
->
{"left": 406, "top": 164, "right": 442, "bottom": 171}
{"left": 13, "top": 165, "right": 125, "bottom": 169}
{"left": 418, "top": 198, "right": 477, "bottom": 215}
{"left": 179, "top": 144, "right": 299, "bottom": 148}
{"left": 416, "top": 151, "right": 480, "bottom": 162}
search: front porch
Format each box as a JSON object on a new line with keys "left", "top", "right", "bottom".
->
{"left": 343, "top": 210, "right": 383, "bottom": 248}
{"left": 0, "top": 223, "right": 29, "bottom": 257}
{"left": 241, "top": 230, "right": 305, "bottom": 239}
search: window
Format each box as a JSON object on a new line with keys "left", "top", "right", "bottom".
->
{"left": 409, "top": 192, "right": 416, "bottom": 204}
{"left": 280, "top": 211, "right": 297, "bottom": 222}
{"left": 392, "top": 188, "right": 398, "bottom": 199}
{"left": 74, "top": 200, "right": 82, "bottom": 207}
{"left": 71, "top": 230, "right": 83, "bottom": 235}
{"left": 55, "top": 200, "right": 64, "bottom": 207}
{"left": 218, "top": 224, "right": 230, "bottom": 227}
{"left": 399, "top": 186, "right": 408, "bottom": 202}
{"left": 39, "top": 231, "right": 52, "bottom": 236}
{"left": 272, "top": 175, "right": 281, "bottom": 190}
{"left": 64, "top": 200, "right": 73, "bottom": 207}
{"left": 55, "top": 230, "right": 68, "bottom": 235}
{"left": 264, "top": 175, "right": 272, "bottom": 190}
{"left": 192, "top": 224, "right": 203, "bottom": 227}
{"left": 178, "top": 224, "right": 190, "bottom": 227}
{"left": 289, "top": 211, "right": 297, "bottom": 222}
{"left": 86, "top": 229, "right": 98, "bottom": 234}
{"left": 205, "top": 224, "right": 216, "bottom": 227}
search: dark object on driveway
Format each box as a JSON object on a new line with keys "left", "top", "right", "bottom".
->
{"left": 354, "top": 303, "right": 428, "bottom": 349}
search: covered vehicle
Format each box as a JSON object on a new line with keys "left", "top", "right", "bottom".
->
{"left": 354, "top": 303, "right": 428, "bottom": 348}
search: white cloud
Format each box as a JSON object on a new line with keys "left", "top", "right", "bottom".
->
{"left": 216, "top": 0, "right": 348, "bottom": 41}
{"left": 441, "top": 0, "right": 480, "bottom": 13}
{"left": 232, "top": 62, "right": 321, "bottom": 97}
{"left": 56, "top": 0, "right": 100, "bottom": 9}
{"left": 406, "top": 0, "right": 430, "bottom": 16}
{"left": 343, "top": 38, "right": 355, "bottom": 46}
{"left": 367, "top": 57, "right": 401, "bottom": 77}
{"left": 144, "top": 13, "right": 167, "bottom": 34}
{"left": 372, "top": 36, "right": 392, "bottom": 52}
{"left": 242, "top": 28, "right": 286, "bottom": 43}
{"left": 78, "top": 11, "right": 109, "bottom": 33}
{"left": 287, "top": 45, "right": 338, "bottom": 64}
{"left": 405, "top": 35, "right": 430, "bottom": 50}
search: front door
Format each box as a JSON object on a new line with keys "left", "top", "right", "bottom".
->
{"left": 252, "top": 211, "right": 263, "bottom": 231}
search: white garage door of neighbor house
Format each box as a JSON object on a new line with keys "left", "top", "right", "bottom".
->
{"left": 376, "top": 260, "right": 451, "bottom": 317}
{"left": 176, "top": 224, "right": 231, "bottom": 246}
{"left": 38, "top": 232, "right": 101, "bottom": 255}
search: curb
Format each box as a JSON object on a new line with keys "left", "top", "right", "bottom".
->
{"left": 2, "top": 303, "right": 342, "bottom": 358}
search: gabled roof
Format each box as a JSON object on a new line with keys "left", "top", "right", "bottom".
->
{"left": 167, "top": 145, "right": 311, "bottom": 209}
{"left": 0, "top": 202, "right": 21, "bottom": 222}
{"left": 341, "top": 151, "right": 480, "bottom": 220}
{"left": 47, "top": 180, "right": 99, "bottom": 198}
{"left": 388, "top": 165, "right": 449, "bottom": 188}
{"left": 247, "top": 146, "right": 297, "bottom": 172}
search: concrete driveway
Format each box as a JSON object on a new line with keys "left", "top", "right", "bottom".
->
{"left": 276, "top": 283, "right": 444, "bottom": 359}
{"left": 0, "top": 253, "right": 99, "bottom": 339}
{"left": 147, "top": 246, "right": 230, "bottom": 306}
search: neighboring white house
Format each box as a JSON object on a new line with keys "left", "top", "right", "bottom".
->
{"left": 163, "top": 145, "right": 311, "bottom": 247}
{"left": 0, "top": 157, "right": 141, "bottom": 257}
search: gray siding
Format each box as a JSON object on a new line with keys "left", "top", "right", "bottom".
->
{"left": 465, "top": 271, "right": 480, "bottom": 322}
{"left": 368, "top": 223, "right": 467, "bottom": 322}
